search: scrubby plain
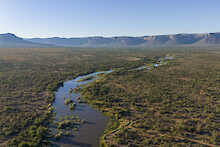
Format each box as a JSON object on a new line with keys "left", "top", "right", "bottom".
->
{"left": 81, "top": 49, "right": 220, "bottom": 146}
{"left": 0, "top": 47, "right": 156, "bottom": 146}
{"left": 0, "top": 47, "right": 219, "bottom": 146}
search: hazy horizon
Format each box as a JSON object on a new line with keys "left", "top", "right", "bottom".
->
{"left": 1, "top": 0, "right": 220, "bottom": 38}
{"left": 2, "top": 31, "right": 220, "bottom": 39}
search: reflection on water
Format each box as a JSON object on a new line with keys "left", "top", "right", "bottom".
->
{"left": 53, "top": 71, "right": 112, "bottom": 147}
{"left": 51, "top": 55, "right": 174, "bottom": 147}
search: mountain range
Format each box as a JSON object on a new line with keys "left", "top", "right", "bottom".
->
{"left": 0, "top": 32, "right": 220, "bottom": 48}
{"left": 0, "top": 33, "right": 53, "bottom": 48}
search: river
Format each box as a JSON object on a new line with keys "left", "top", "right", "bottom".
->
{"left": 52, "top": 55, "right": 174, "bottom": 147}
{"left": 52, "top": 71, "right": 112, "bottom": 147}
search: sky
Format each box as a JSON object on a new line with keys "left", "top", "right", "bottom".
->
{"left": 0, "top": 0, "right": 220, "bottom": 38}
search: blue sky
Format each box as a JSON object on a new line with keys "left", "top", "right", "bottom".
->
{"left": 0, "top": 0, "right": 220, "bottom": 38}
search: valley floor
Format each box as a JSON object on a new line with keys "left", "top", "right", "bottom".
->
{"left": 0, "top": 47, "right": 220, "bottom": 146}
{"left": 81, "top": 50, "right": 220, "bottom": 146}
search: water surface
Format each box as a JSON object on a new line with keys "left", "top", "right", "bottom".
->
{"left": 53, "top": 71, "right": 112, "bottom": 147}
{"left": 52, "top": 55, "right": 174, "bottom": 146}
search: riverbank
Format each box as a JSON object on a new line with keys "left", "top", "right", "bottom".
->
{"left": 79, "top": 52, "right": 220, "bottom": 146}
{"left": 51, "top": 71, "right": 113, "bottom": 147}
{"left": 78, "top": 55, "right": 175, "bottom": 146}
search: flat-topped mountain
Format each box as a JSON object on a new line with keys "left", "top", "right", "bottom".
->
{"left": 27, "top": 32, "right": 220, "bottom": 47}
{"left": 1, "top": 32, "right": 220, "bottom": 48}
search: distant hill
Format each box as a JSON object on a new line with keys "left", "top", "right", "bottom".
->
{"left": 27, "top": 32, "right": 220, "bottom": 47}
{"left": 0, "top": 33, "right": 52, "bottom": 48}
{"left": 1, "top": 32, "right": 220, "bottom": 48}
